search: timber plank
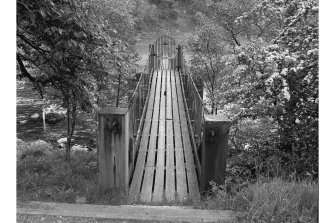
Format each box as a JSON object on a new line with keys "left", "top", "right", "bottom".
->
{"left": 166, "top": 70, "right": 172, "bottom": 120}
{"left": 165, "top": 120, "right": 175, "bottom": 202}
{"left": 171, "top": 70, "right": 188, "bottom": 201}
{"left": 158, "top": 70, "right": 166, "bottom": 122}
{"left": 183, "top": 137, "right": 200, "bottom": 199}
{"left": 153, "top": 70, "right": 166, "bottom": 202}
{"left": 131, "top": 64, "right": 200, "bottom": 202}
{"left": 175, "top": 70, "right": 200, "bottom": 200}
{"left": 129, "top": 71, "right": 158, "bottom": 200}
{"left": 174, "top": 145, "right": 188, "bottom": 201}
{"left": 140, "top": 70, "right": 162, "bottom": 202}
{"left": 147, "top": 99, "right": 155, "bottom": 109}
{"left": 171, "top": 74, "right": 179, "bottom": 122}
{"left": 171, "top": 72, "right": 177, "bottom": 100}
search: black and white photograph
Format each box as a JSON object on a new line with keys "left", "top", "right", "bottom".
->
{"left": 2, "top": 0, "right": 329, "bottom": 222}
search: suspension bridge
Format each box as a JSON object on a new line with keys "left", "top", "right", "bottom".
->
{"left": 98, "top": 35, "right": 231, "bottom": 203}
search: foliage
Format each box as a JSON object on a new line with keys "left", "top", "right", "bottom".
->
{"left": 132, "top": 0, "right": 159, "bottom": 31}
{"left": 17, "top": 0, "right": 140, "bottom": 161}
{"left": 207, "top": 0, "right": 258, "bottom": 48}
{"left": 204, "top": 178, "right": 318, "bottom": 223}
{"left": 187, "top": 0, "right": 318, "bottom": 179}
{"left": 230, "top": 0, "right": 318, "bottom": 178}
{"left": 187, "top": 15, "right": 235, "bottom": 114}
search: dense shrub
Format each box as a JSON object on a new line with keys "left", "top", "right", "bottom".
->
{"left": 187, "top": 0, "right": 318, "bottom": 181}
{"left": 17, "top": 139, "right": 53, "bottom": 158}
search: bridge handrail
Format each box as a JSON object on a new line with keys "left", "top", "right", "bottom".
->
{"left": 178, "top": 46, "right": 231, "bottom": 192}
{"left": 178, "top": 48, "right": 203, "bottom": 179}
{"left": 126, "top": 58, "right": 153, "bottom": 181}
{"left": 128, "top": 59, "right": 150, "bottom": 105}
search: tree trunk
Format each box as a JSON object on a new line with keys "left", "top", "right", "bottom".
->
{"left": 66, "top": 104, "right": 71, "bottom": 162}
{"left": 211, "top": 101, "right": 215, "bottom": 115}
{"left": 42, "top": 103, "right": 46, "bottom": 132}
{"left": 65, "top": 102, "right": 77, "bottom": 163}
{"left": 116, "top": 68, "right": 122, "bottom": 107}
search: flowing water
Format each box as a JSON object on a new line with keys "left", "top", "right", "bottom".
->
{"left": 16, "top": 81, "right": 95, "bottom": 145}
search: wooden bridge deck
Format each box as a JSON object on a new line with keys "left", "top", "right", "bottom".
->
{"left": 129, "top": 63, "right": 200, "bottom": 202}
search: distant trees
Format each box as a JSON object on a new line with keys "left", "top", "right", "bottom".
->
{"left": 187, "top": 15, "right": 234, "bottom": 114}
{"left": 17, "top": 0, "right": 139, "bottom": 162}
{"left": 132, "top": 0, "right": 159, "bottom": 31}
{"left": 187, "top": 0, "right": 318, "bottom": 179}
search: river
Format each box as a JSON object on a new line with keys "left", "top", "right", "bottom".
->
{"left": 16, "top": 81, "right": 96, "bottom": 146}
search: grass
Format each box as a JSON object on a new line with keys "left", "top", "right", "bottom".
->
{"left": 16, "top": 139, "right": 200, "bottom": 207}
{"left": 202, "top": 178, "right": 318, "bottom": 223}
{"left": 17, "top": 139, "right": 318, "bottom": 222}
{"left": 17, "top": 139, "right": 128, "bottom": 205}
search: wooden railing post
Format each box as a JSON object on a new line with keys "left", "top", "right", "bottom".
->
{"left": 201, "top": 115, "right": 231, "bottom": 192}
{"left": 149, "top": 44, "right": 155, "bottom": 71}
{"left": 195, "top": 79, "right": 204, "bottom": 100}
{"left": 177, "top": 45, "right": 182, "bottom": 71}
{"left": 98, "top": 107, "right": 129, "bottom": 190}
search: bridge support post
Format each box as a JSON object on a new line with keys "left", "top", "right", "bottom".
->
{"left": 177, "top": 45, "right": 182, "bottom": 71}
{"left": 195, "top": 79, "right": 204, "bottom": 100}
{"left": 201, "top": 115, "right": 231, "bottom": 192}
{"left": 149, "top": 44, "right": 155, "bottom": 71}
{"left": 98, "top": 107, "right": 129, "bottom": 190}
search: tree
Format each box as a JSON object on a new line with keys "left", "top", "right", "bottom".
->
{"left": 207, "top": 0, "right": 258, "bottom": 51}
{"left": 226, "top": 0, "right": 318, "bottom": 177}
{"left": 131, "top": 0, "right": 159, "bottom": 31}
{"left": 187, "top": 0, "right": 318, "bottom": 179}
{"left": 17, "top": 0, "right": 139, "bottom": 162}
{"left": 187, "top": 15, "right": 235, "bottom": 114}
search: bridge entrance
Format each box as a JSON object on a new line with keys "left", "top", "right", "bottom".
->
{"left": 98, "top": 35, "right": 230, "bottom": 204}
{"left": 128, "top": 36, "right": 199, "bottom": 202}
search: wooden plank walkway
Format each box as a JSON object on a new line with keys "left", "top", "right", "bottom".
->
{"left": 129, "top": 61, "right": 200, "bottom": 203}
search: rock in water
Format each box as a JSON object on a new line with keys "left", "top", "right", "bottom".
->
{"left": 57, "top": 137, "right": 73, "bottom": 148}
{"left": 45, "top": 104, "right": 67, "bottom": 115}
{"left": 71, "top": 144, "right": 88, "bottom": 152}
{"left": 57, "top": 137, "right": 68, "bottom": 144}
{"left": 31, "top": 113, "right": 39, "bottom": 119}
{"left": 19, "top": 120, "right": 28, "bottom": 124}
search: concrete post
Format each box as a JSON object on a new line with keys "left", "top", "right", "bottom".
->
{"left": 201, "top": 114, "right": 231, "bottom": 192}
